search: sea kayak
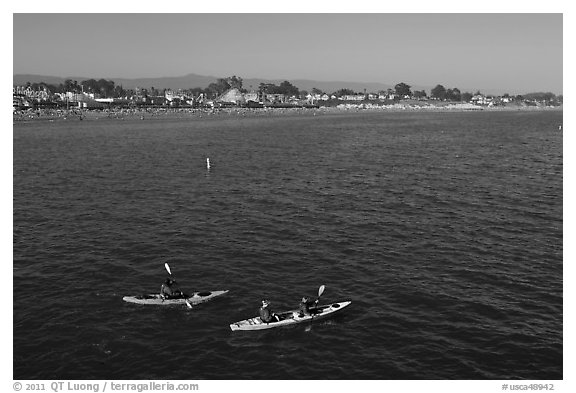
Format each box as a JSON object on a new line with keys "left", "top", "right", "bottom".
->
{"left": 230, "top": 301, "right": 351, "bottom": 331}
{"left": 123, "top": 290, "right": 229, "bottom": 306}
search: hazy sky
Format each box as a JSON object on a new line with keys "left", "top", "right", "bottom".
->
{"left": 13, "top": 13, "right": 563, "bottom": 94}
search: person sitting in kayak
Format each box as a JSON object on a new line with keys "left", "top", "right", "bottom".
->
{"left": 160, "top": 278, "right": 185, "bottom": 299}
{"left": 299, "top": 296, "right": 318, "bottom": 317}
{"left": 259, "top": 300, "right": 279, "bottom": 323}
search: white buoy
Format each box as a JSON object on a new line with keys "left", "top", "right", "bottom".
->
{"left": 206, "top": 157, "right": 211, "bottom": 169}
{"left": 559, "top": 125, "right": 562, "bottom": 131}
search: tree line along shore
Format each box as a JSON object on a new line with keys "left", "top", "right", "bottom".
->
{"left": 14, "top": 75, "right": 562, "bottom": 115}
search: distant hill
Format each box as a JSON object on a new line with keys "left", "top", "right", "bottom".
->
{"left": 13, "top": 73, "right": 401, "bottom": 94}
{"left": 16, "top": 73, "right": 511, "bottom": 95}
{"left": 13, "top": 74, "right": 73, "bottom": 86}
{"left": 13, "top": 73, "right": 220, "bottom": 90}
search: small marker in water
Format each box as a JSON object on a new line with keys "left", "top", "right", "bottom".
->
{"left": 206, "top": 157, "right": 211, "bottom": 169}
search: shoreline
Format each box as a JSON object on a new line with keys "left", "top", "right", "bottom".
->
{"left": 12, "top": 103, "right": 563, "bottom": 124}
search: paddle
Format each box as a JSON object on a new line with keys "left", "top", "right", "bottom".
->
{"left": 311, "top": 285, "right": 325, "bottom": 319}
{"left": 164, "top": 263, "right": 192, "bottom": 308}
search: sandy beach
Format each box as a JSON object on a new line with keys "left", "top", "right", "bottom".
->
{"left": 12, "top": 101, "right": 562, "bottom": 124}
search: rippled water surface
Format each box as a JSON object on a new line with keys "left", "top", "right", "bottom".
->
{"left": 13, "top": 110, "right": 563, "bottom": 379}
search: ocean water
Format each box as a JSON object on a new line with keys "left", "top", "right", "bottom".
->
{"left": 13, "top": 110, "right": 563, "bottom": 380}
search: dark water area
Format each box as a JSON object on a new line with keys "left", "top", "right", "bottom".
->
{"left": 13, "top": 110, "right": 563, "bottom": 380}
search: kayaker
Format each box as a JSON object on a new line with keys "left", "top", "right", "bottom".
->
{"left": 160, "top": 278, "right": 184, "bottom": 299}
{"left": 299, "top": 296, "right": 318, "bottom": 316}
{"left": 259, "top": 300, "right": 279, "bottom": 323}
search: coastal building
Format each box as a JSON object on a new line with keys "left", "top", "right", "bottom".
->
{"left": 164, "top": 89, "right": 192, "bottom": 106}
{"left": 306, "top": 93, "right": 322, "bottom": 104}
{"left": 216, "top": 88, "right": 245, "bottom": 104}
{"left": 165, "top": 89, "right": 188, "bottom": 102}
{"left": 265, "top": 93, "right": 286, "bottom": 104}
{"left": 379, "top": 93, "right": 397, "bottom": 100}
{"left": 13, "top": 85, "right": 51, "bottom": 101}
{"left": 13, "top": 95, "right": 30, "bottom": 110}
{"left": 340, "top": 94, "right": 365, "bottom": 101}
{"left": 244, "top": 92, "right": 259, "bottom": 103}
{"left": 471, "top": 94, "right": 492, "bottom": 105}
{"left": 65, "top": 92, "right": 106, "bottom": 108}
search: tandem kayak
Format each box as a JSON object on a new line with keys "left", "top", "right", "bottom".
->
{"left": 230, "top": 301, "right": 351, "bottom": 331}
{"left": 123, "top": 290, "right": 229, "bottom": 306}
